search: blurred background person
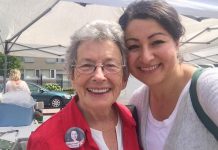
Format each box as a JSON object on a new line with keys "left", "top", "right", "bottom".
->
{"left": 2, "top": 68, "right": 34, "bottom": 108}
{"left": 5, "top": 69, "right": 30, "bottom": 94}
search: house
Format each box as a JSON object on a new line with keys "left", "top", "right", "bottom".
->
{"left": 21, "top": 57, "right": 71, "bottom": 89}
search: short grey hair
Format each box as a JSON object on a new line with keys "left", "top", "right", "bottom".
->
{"left": 65, "top": 20, "right": 129, "bottom": 80}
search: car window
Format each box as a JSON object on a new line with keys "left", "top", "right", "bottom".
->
{"left": 28, "top": 84, "right": 39, "bottom": 92}
{"left": 0, "top": 84, "right": 3, "bottom": 92}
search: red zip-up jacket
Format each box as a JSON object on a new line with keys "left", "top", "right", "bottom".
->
{"left": 27, "top": 97, "right": 140, "bottom": 150}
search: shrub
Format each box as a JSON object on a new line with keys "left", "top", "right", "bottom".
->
{"left": 63, "top": 88, "right": 75, "bottom": 94}
{"left": 43, "top": 83, "right": 62, "bottom": 91}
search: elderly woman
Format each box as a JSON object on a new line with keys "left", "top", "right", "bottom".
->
{"left": 27, "top": 20, "right": 140, "bottom": 150}
{"left": 5, "top": 69, "right": 30, "bottom": 94}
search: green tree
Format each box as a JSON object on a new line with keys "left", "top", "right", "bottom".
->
{"left": 0, "top": 53, "right": 22, "bottom": 76}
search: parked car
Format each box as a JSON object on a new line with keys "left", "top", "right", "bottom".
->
{"left": 0, "top": 83, "right": 3, "bottom": 93}
{"left": 27, "top": 82, "right": 73, "bottom": 108}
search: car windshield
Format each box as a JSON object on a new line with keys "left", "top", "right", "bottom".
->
{"left": 28, "top": 83, "right": 48, "bottom": 93}
{"left": 0, "top": 84, "right": 3, "bottom": 93}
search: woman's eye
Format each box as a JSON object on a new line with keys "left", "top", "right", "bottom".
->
{"left": 82, "top": 64, "right": 92, "bottom": 67}
{"left": 80, "top": 64, "right": 94, "bottom": 69}
{"left": 105, "top": 63, "right": 115, "bottom": 67}
{"left": 152, "top": 40, "right": 165, "bottom": 46}
{"left": 127, "top": 45, "right": 140, "bottom": 51}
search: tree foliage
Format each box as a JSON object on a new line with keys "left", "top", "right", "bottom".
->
{"left": 0, "top": 53, "right": 22, "bottom": 76}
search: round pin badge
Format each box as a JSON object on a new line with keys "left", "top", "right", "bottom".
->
{"left": 65, "top": 127, "right": 86, "bottom": 149}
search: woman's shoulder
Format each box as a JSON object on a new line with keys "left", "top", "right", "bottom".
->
{"left": 196, "top": 68, "right": 218, "bottom": 125}
{"left": 19, "top": 80, "right": 28, "bottom": 84}
{"left": 6, "top": 80, "right": 13, "bottom": 85}
{"left": 198, "top": 68, "right": 218, "bottom": 87}
{"left": 131, "top": 85, "right": 148, "bottom": 99}
{"left": 129, "top": 85, "right": 148, "bottom": 104}
{"left": 192, "top": 68, "right": 218, "bottom": 103}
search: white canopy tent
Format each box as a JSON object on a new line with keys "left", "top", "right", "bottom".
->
{"left": 0, "top": 0, "right": 218, "bottom": 99}
{"left": 8, "top": 1, "right": 123, "bottom": 58}
{"left": 70, "top": 0, "right": 218, "bottom": 18}
{"left": 0, "top": 0, "right": 62, "bottom": 57}
{"left": 1, "top": 0, "right": 218, "bottom": 63}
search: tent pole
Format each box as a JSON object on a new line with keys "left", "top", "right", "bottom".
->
{"left": 3, "top": 42, "right": 8, "bottom": 93}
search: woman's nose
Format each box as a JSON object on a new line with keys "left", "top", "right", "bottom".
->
{"left": 140, "top": 46, "right": 154, "bottom": 63}
{"left": 92, "top": 66, "right": 106, "bottom": 81}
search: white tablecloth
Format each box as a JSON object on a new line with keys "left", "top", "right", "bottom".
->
{"left": 0, "top": 121, "right": 39, "bottom": 142}
{"left": 0, "top": 121, "right": 39, "bottom": 150}
{"left": 0, "top": 115, "right": 51, "bottom": 149}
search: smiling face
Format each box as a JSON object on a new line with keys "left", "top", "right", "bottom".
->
{"left": 125, "top": 19, "right": 179, "bottom": 86}
{"left": 72, "top": 39, "right": 126, "bottom": 110}
{"left": 71, "top": 130, "right": 78, "bottom": 141}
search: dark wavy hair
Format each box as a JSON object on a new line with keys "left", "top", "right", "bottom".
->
{"left": 119, "top": 0, "right": 185, "bottom": 41}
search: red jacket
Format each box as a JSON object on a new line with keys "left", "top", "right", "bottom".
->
{"left": 27, "top": 97, "right": 140, "bottom": 150}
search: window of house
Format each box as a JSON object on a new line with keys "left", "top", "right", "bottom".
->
{"left": 36, "top": 70, "right": 40, "bottom": 78}
{"left": 41, "top": 69, "right": 50, "bottom": 79}
{"left": 23, "top": 57, "right": 34, "bottom": 63}
{"left": 56, "top": 58, "right": 65, "bottom": 63}
{"left": 24, "top": 69, "right": 35, "bottom": 79}
{"left": 50, "top": 69, "right": 56, "bottom": 79}
{"left": 46, "top": 58, "right": 56, "bottom": 63}
{"left": 46, "top": 58, "right": 64, "bottom": 64}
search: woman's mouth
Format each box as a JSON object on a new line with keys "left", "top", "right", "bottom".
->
{"left": 87, "top": 88, "right": 110, "bottom": 94}
{"left": 139, "top": 64, "right": 160, "bottom": 72}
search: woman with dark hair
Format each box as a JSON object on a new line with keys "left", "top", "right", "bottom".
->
{"left": 119, "top": 0, "right": 218, "bottom": 150}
